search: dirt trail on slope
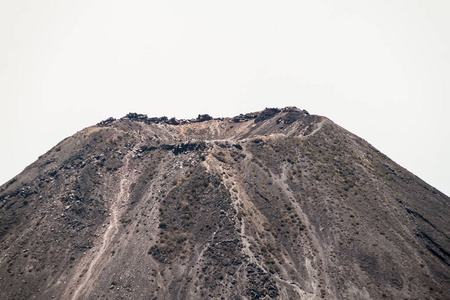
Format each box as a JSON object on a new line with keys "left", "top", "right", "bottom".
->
{"left": 65, "top": 156, "right": 132, "bottom": 300}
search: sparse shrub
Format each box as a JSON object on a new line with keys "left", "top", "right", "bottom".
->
{"left": 120, "top": 216, "right": 131, "bottom": 224}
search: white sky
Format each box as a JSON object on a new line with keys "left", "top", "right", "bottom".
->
{"left": 1, "top": 1, "right": 449, "bottom": 196}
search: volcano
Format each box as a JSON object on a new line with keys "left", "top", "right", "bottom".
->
{"left": 0, "top": 107, "right": 448, "bottom": 299}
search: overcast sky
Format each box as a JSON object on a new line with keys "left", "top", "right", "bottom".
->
{"left": 1, "top": 1, "right": 449, "bottom": 196}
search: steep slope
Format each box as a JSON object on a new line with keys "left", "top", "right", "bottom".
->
{"left": 0, "top": 107, "right": 448, "bottom": 299}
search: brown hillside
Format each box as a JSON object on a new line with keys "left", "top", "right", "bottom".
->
{"left": 0, "top": 107, "right": 448, "bottom": 299}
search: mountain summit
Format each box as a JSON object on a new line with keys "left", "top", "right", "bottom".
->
{"left": 1, "top": 107, "right": 448, "bottom": 299}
